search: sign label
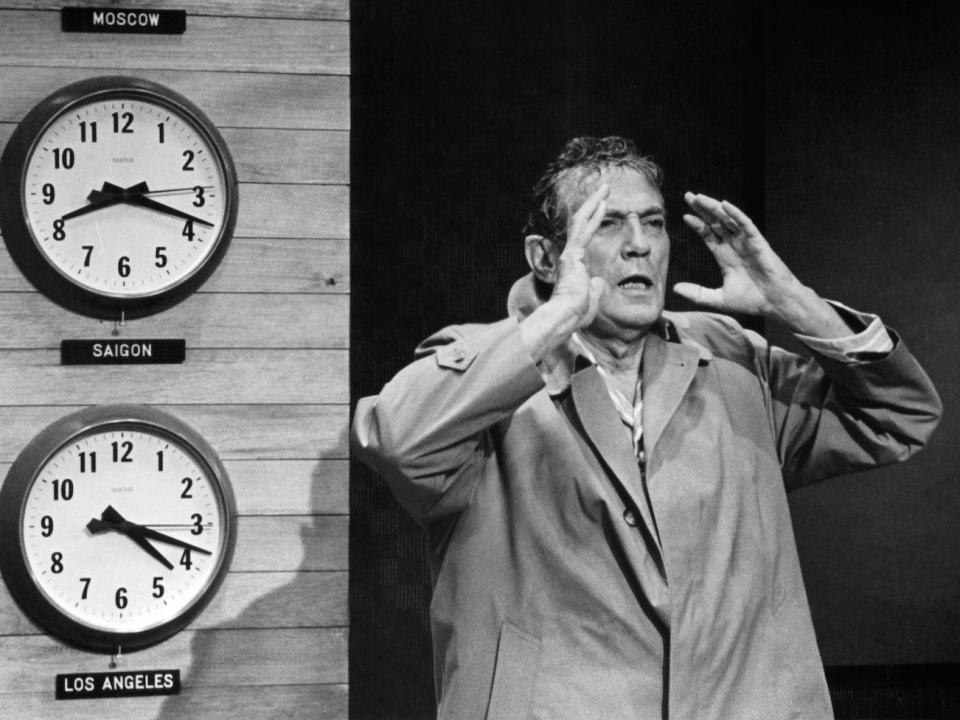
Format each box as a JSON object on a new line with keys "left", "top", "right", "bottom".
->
{"left": 56, "top": 669, "right": 181, "bottom": 699}
{"left": 61, "top": 339, "right": 186, "bottom": 365}
{"left": 61, "top": 7, "right": 187, "bottom": 34}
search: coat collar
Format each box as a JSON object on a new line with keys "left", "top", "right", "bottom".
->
{"left": 506, "top": 272, "right": 712, "bottom": 399}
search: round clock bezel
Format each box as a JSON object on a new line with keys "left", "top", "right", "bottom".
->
{"left": 0, "top": 404, "right": 237, "bottom": 654}
{"left": 0, "top": 76, "right": 239, "bottom": 320}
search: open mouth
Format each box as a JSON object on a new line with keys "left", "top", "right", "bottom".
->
{"left": 617, "top": 274, "right": 653, "bottom": 290}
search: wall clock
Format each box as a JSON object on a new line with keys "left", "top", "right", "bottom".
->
{"left": 0, "top": 405, "right": 237, "bottom": 653}
{"left": 0, "top": 76, "right": 238, "bottom": 319}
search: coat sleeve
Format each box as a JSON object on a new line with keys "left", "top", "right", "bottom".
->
{"left": 745, "top": 319, "right": 943, "bottom": 490}
{"left": 351, "top": 318, "right": 545, "bottom": 522}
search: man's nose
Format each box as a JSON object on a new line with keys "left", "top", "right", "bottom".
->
{"left": 622, "top": 216, "right": 651, "bottom": 256}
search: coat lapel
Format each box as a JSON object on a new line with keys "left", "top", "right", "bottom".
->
{"left": 641, "top": 330, "right": 704, "bottom": 458}
{"left": 570, "top": 366, "right": 663, "bottom": 559}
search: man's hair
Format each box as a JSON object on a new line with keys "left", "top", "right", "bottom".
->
{"left": 524, "top": 136, "right": 664, "bottom": 246}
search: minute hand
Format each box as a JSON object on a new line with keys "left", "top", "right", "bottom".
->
{"left": 130, "top": 525, "right": 213, "bottom": 555}
{"left": 125, "top": 195, "right": 214, "bottom": 227}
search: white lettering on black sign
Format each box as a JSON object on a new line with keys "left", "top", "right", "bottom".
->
{"left": 61, "top": 8, "right": 187, "bottom": 35}
{"left": 56, "top": 670, "right": 181, "bottom": 699}
{"left": 61, "top": 339, "right": 185, "bottom": 365}
{"left": 92, "top": 11, "right": 161, "bottom": 27}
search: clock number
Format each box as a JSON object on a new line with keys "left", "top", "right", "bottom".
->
{"left": 79, "top": 120, "right": 98, "bottom": 143}
{"left": 115, "top": 587, "right": 128, "bottom": 609}
{"left": 152, "top": 576, "right": 165, "bottom": 598}
{"left": 40, "top": 515, "right": 54, "bottom": 537}
{"left": 179, "top": 548, "right": 193, "bottom": 570}
{"left": 53, "top": 147, "right": 75, "bottom": 170}
{"left": 118, "top": 256, "right": 131, "bottom": 278}
{"left": 157, "top": 450, "right": 165, "bottom": 471}
{"left": 191, "top": 513, "right": 204, "bottom": 535}
{"left": 42, "top": 183, "right": 55, "bottom": 204}
{"left": 52, "top": 219, "right": 66, "bottom": 241}
{"left": 155, "top": 247, "right": 168, "bottom": 268}
{"left": 192, "top": 185, "right": 205, "bottom": 207}
{"left": 81, "top": 245, "right": 94, "bottom": 267}
{"left": 182, "top": 219, "right": 195, "bottom": 242}
{"left": 79, "top": 450, "right": 96, "bottom": 473}
{"left": 80, "top": 577, "right": 91, "bottom": 599}
{"left": 112, "top": 111, "right": 134, "bottom": 134}
{"left": 111, "top": 440, "right": 133, "bottom": 463}
{"left": 182, "top": 150, "right": 195, "bottom": 171}
{"left": 181, "top": 477, "right": 194, "bottom": 499}
{"left": 51, "top": 552, "right": 64, "bottom": 574}
{"left": 52, "top": 478, "right": 74, "bottom": 501}
{"left": 157, "top": 122, "right": 165, "bottom": 144}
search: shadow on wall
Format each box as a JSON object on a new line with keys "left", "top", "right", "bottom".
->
{"left": 155, "top": 430, "right": 349, "bottom": 720}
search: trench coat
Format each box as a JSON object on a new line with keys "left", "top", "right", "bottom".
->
{"left": 352, "top": 279, "right": 941, "bottom": 720}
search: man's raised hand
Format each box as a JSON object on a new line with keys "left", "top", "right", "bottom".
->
{"left": 675, "top": 192, "right": 849, "bottom": 337}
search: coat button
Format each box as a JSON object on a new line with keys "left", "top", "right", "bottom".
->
{"left": 623, "top": 509, "right": 638, "bottom": 527}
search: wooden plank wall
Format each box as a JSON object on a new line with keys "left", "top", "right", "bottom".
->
{"left": 0, "top": 2, "right": 350, "bottom": 718}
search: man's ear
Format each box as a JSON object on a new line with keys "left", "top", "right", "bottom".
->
{"left": 524, "top": 234, "right": 560, "bottom": 284}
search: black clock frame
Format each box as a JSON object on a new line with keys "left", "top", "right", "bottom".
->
{"left": 0, "top": 404, "right": 237, "bottom": 654}
{"left": 0, "top": 76, "right": 239, "bottom": 319}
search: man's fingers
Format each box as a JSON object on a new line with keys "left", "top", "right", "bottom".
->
{"left": 673, "top": 282, "right": 726, "bottom": 309}
{"left": 683, "top": 214, "right": 722, "bottom": 248}
{"left": 685, "top": 192, "right": 741, "bottom": 235}
{"left": 566, "top": 183, "right": 610, "bottom": 251}
{"left": 720, "top": 200, "right": 759, "bottom": 236}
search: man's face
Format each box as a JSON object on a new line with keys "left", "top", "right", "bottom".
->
{"left": 560, "top": 166, "right": 670, "bottom": 340}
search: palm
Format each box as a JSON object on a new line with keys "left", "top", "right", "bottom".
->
{"left": 675, "top": 193, "right": 799, "bottom": 316}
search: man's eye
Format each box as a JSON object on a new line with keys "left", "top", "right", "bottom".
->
{"left": 600, "top": 218, "right": 621, "bottom": 229}
{"left": 646, "top": 218, "right": 666, "bottom": 230}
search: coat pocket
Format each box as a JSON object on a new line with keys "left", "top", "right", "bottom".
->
{"left": 485, "top": 621, "right": 542, "bottom": 720}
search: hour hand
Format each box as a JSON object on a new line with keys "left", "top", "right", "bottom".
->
{"left": 61, "top": 183, "right": 126, "bottom": 222}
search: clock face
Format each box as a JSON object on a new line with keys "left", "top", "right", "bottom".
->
{"left": 23, "top": 96, "right": 229, "bottom": 298}
{"left": 0, "top": 77, "right": 238, "bottom": 318}
{"left": 0, "top": 406, "right": 236, "bottom": 652}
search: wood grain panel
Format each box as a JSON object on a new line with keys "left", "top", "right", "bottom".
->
{"left": 238, "top": 184, "right": 349, "bottom": 239}
{"left": 223, "top": 128, "right": 348, "bottom": 184}
{"left": 0, "top": 627, "right": 349, "bottom": 691}
{"left": 1, "top": 1, "right": 349, "bottom": 21}
{"left": 3, "top": 685, "right": 348, "bottom": 720}
{"left": 0, "top": 11, "right": 349, "bottom": 75}
{"left": 0, "top": 404, "right": 349, "bottom": 462}
{"left": 0, "top": 570, "right": 347, "bottom": 635}
{"left": 0, "top": 293, "right": 348, "bottom": 348}
{"left": 197, "top": 571, "right": 347, "bottom": 629}
{"left": 233, "top": 516, "right": 348, "bottom": 572}
{"left": 0, "top": 458, "right": 348, "bottom": 514}
{"left": 0, "top": 349, "right": 348, "bottom": 404}
{"left": 0, "top": 2, "right": 351, "bottom": 713}
{"left": 0, "top": 70, "right": 350, "bottom": 129}
{"left": 227, "top": 459, "right": 349, "bottom": 515}
{"left": 0, "top": 238, "right": 350, "bottom": 294}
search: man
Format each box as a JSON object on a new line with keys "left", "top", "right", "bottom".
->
{"left": 352, "top": 136, "right": 941, "bottom": 719}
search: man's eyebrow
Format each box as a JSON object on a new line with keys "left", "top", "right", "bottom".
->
{"left": 604, "top": 206, "right": 666, "bottom": 218}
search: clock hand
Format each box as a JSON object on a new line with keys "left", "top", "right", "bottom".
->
{"left": 61, "top": 182, "right": 127, "bottom": 222}
{"left": 73, "top": 182, "right": 214, "bottom": 227}
{"left": 140, "top": 185, "right": 214, "bottom": 197}
{"left": 123, "top": 194, "right": 214, "bottom": 227}
{"left": 94, "top": 504, "right": 212, "bottom": 555}
{"left": 131, "top": 525, "right": 212, "bottom": 555}
{"left": 87, "top": 510, "right": 174, "bottom": 571}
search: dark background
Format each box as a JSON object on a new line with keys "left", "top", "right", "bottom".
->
{"left": 350, "top": 1, "right": 960, "bottom": 717}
